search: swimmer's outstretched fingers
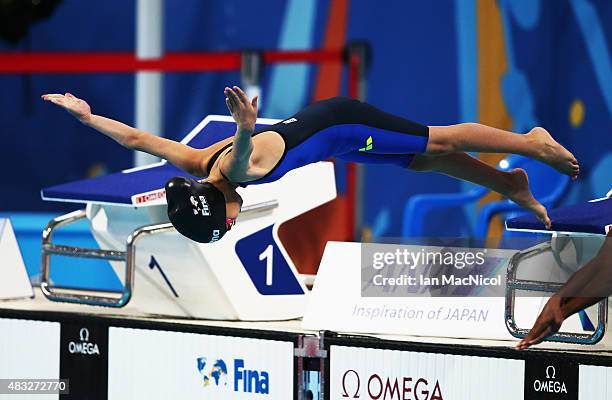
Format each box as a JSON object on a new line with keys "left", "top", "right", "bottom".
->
{"left": 42, "top": 92, "right": 92, "bottom": 122}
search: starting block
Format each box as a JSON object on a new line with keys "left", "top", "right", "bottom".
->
{"left": 505, "top": 193, "right": 612, "bottom": 344}
{"left": 40, "top": 115, "right": 336, "bottom": 320}
{"left": 0, "top": 219, "right": 33, "bottom": 301}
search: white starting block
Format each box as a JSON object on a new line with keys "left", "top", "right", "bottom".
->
{"left": 304, "top": 238, "right": 601, "bottom": 342}
{"left": 0, "top": 219, "right": 33, "bottom": 301}
{"left": 40, "top": 116, "right": 336, "bottom": 320}
{"left": 304, "top": 194, "right": 612, "bottom": 344}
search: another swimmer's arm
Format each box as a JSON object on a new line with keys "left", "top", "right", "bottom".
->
{"left": 555, "top": 230, "right": 612, "bottom": 314}
{"left": 222, "top": 86, "right": 259, "bottom": 177}
{"left": 42, "top": 93, "right": 205, "bottom": 176}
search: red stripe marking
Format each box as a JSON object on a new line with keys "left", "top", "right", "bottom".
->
{"left": 0, "top": 49, "right": 344, "bottom": 74}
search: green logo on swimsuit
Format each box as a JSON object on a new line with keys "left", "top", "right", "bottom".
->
{"left": 359, "top": 136, "right": 373, "bottom": 152}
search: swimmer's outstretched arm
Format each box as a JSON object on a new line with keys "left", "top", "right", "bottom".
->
{"left": 41, "top": 93, "right": 205, "bottom": 176}
{"left": 221, "top": 86, "right": 259, "bottom": 180}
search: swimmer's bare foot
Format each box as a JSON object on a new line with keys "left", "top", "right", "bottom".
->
{"left": 526, "top": 127, "right": 579, "bottom": 180}
{"left": 504, "top": 168, "right": 551, "bottom": 229}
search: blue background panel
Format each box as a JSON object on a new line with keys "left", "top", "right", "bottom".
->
{"left": 0, "top": 0, "right": 610, "bottom": 239}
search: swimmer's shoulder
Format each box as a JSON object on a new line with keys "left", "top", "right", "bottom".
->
{"left": 198, "top": 137, "right": 233, "bottom": 177}
{"left": 202, "top": 130, "right": 284, "bottom": 179}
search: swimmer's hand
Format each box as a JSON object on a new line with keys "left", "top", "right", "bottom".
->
{"left": 224, "top": 86, "right": 258, "bottom": 132}
{"left": 516, "top": 295, "right": 565, "bottom": 350}
{"left": 41, "top": 93, "right": 92, "bottom": 124}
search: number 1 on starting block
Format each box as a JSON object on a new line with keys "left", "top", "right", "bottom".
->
{"left": 235, "top": 225, "right": 304, "bottom": 295}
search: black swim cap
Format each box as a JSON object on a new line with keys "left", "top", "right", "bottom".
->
{"left": 165, "top": 177, "right": 227, "bottom": 243}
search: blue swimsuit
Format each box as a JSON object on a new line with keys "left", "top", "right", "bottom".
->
{"left": 207, "top": 97, "right": 429, "bottom": 185}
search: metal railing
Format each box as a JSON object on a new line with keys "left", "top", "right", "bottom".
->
{"left": 505, "top": 241, "right": 608, "bottom": 345}
{"left": 40, "top": 200, "right": 279, "bottom": 307}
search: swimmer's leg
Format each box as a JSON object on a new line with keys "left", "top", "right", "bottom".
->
{"left": 409, "top": 152, "right": 551, "bottom": 228}
{"left": 426, "top": 123, "right": 579, "bottom": 178}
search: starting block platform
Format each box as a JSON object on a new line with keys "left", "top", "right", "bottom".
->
{"left": 2, "top": 290, "right": 612, "bottom": 399}
{"left": 507, "top": 196, "right": 612, "bottom": 235}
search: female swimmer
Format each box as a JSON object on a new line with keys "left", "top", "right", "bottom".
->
{"left": 42, "top": 87, "right": 579, "bottom": 243}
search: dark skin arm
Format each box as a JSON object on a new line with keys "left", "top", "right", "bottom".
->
{"left": 517, "top": 230, "right": 612, "bottom": 350}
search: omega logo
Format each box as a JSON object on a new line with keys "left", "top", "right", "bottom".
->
{"left": 68, "top": 327, "right": 100, "bottom": 356}
{"left": 533, "top": 365, "right": 567, "bottom": 394}
{"left": 341, "top": 369, "right": 443, "bottom": 400}
{"left": 341, "top": 369, "right": 361, "bottom": 398}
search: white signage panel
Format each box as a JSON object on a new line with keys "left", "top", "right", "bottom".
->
{"left": 303, "top": 242, "right": 517, "bottom": 339}
{"left": 304, "top": 242, "right": 584, "bottom": 340}
{"left": 108, "top": 327, "right": 294, "bottom": 399}
{"left": 579, "top": 364, "right": 612, "bottom": 399}
{"left": 330, "top": 345, "right": 524, "bottom": 400}
{"left": 0, "top": 318, "right": 61, "bottom": 382}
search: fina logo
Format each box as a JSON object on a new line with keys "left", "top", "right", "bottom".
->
{"left": 190, "top": 195, "right": 211, "bottom": 217}
{"left": 197, "top": 357, "right": 229, "bottom": 388}
{"left": 532, "top": 365, "right": 567, "bottom": 394}
{"left": 68, "top": 327, "right": 100, "bottom": 356}
{"left": 196, "top": 356, "right": 270, "bottom": 394}
{"left": 341, "top": 369, "right": 443, "bottom": 400}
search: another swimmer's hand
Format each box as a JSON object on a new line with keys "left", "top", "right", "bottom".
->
{"left": 41, "top": 93, "right": 92, "bottom": 124}
{"left": 516, "top": 295, "right": 565, "bottom": 350}
{"left": 224, "top": 86, "right": 258, "bottom": 132}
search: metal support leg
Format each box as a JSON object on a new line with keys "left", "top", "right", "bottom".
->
{"left": 295, "top": 332, "right": 328, "bottom": 400}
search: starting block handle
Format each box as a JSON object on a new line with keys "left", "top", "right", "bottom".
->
{"left": 241, "top": 200, "right": 279, "bottom": 214}
{"left": 40, "top": 199, "right": 280, "bottom": 308}
{"left": 43, "top": 244, "right": 126, "bottom": 261}
{"left": 41, "top": 209, "right": 133, "bottom": 307}
{"left": 40, "top": 212, "right": 173, "bottom": 308}
{"left": 506, "top": 299, "right": 608, "bottom": 345}
{"left": 505, "top": 242, "right": 609, "bottom": 345}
